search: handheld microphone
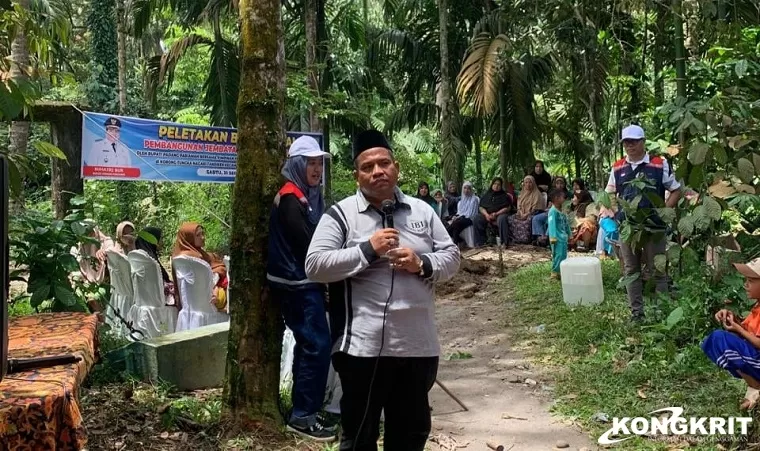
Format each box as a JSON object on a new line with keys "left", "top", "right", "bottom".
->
{"left": 381, "top": 199, "right": 395, "bottom": 229}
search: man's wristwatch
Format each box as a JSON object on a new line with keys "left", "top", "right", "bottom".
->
{"left": 417, "top": 257, "right": 425, "bottom": 276}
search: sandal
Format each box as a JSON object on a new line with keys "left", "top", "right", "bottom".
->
{"left": 741, "top": 387, "right": 759, "bottom": 410}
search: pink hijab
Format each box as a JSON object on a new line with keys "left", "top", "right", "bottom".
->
{"left": 78, "top": 222, "right": 115, "bottom": 284}
{"left": 115, "top": 221, "right": 135, "bottom": 254}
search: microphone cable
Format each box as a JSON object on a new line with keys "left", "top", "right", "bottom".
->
{"left": 352, "top": 267, "right": 394, "bottom": 451}
{"left": 353, "top": 205, "right": 396, "bottom": 450}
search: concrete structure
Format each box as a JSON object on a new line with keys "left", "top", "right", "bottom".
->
{"left": 125, "top": 322, "right": 229, "bottom": 390}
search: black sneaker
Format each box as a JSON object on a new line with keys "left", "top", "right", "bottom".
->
{"left": 286, "top": 421, "right": 337, "bottom": 442}
{"left": 317, "top": 411, "right": 341, "bottom": 431}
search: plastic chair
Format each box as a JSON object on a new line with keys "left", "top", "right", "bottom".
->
{"left": 280, "top": 327, "right": 296, "bottom": 392}
{"left": 105, "top": 250, "right": 134, "bottom": 336}
{"left": 127, "top": 250, "right": 178, "bottom": 339}
{"left": 459, "top": 226, "right": 476, "bottom": 248}
{"left": 172, "top": 255, "right": 229, "bottom": 332}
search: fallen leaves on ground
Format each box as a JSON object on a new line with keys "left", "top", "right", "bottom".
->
{"left": 81, "top": 383, "right": 316, "bottom": 451}
{"left": 430, "top": 433, "right": 470, "bottom": 450}
{"left": 82, "top": 384, "right": 220, "bottom": 451}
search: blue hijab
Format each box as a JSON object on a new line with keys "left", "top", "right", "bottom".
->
{"left": 281, "top": 155, "right": 324, "bottom": 224}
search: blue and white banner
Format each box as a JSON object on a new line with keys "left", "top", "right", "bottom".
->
{"left": 81, "top": 111, "right": 323, "bottom": 183}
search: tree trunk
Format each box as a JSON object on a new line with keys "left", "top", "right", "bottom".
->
{"left": 224, "top": 0, "right": 285, "bottom": 427}
{"left": 438, "top": 0, "right": 460, "bottom": 187}
{"left": 581, "top": 46, "right": 604, "bottom": 188}
{"left": 574, "top": 147, "right": 581, "bottom": 180}
{"left": 673, "top": 0, "right": 687, "bottom": 146}
{"left": 305, "top": 0, "right": 320, "bottom": 132}
{"left": 51, "top": 113, "right": 84, "bottom": 220}
{"left": 116, "top": 0, "right": 128, "bottom": 114}
{"left": 653, "top": 0, "right": 667, "bottom": 109}
{"left": 474, "top": 122, "right": 483, "bottom": 193}
{"left": 114, "top": 0, "right": 131, "bottom": 219}
{"left": 316, "top": 0, "right": 331, "bottom": 203}
{"left": 8, "top": 0, "right": 30, "bottom": 212}
{"left": 498, "top": 89, "right": 507, "bottom": 180}
{"left": 497, "top": 18, "right": 507, "bottom": 180}
{"left": 86, "top": 0, "right": 118, "bottom": 112}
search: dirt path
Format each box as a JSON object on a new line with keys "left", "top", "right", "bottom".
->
{"left": 428, "top": 246, "right": 593, "bottom": 451}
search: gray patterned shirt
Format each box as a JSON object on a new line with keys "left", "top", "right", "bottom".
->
{"left": 305, "top": 187, "right": 460, "bottom": 358}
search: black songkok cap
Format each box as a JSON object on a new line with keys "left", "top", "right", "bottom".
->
{"left": 352, "top": 129, "right": 392, "bottom": 160}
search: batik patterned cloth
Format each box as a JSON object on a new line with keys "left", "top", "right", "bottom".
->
{"left": 0, "top": 313, "right": 99, "bottom": 450}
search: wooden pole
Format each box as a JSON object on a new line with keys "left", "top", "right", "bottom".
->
{"left": 435, "top": 378, "right": 468, "bottom": 411}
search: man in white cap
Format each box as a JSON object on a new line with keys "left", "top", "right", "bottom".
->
{"left": 267, "top": 135, "right": 337, "bottom": 441}
{"left": 605, "top": 124, "right": 682, "bottom": 322}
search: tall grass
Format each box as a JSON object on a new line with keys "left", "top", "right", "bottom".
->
{"left": 508, "top": 260, "right": 748, "bottom": 450}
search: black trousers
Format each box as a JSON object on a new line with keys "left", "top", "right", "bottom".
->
{"left": 447, "top": 217, "right": 472, "bottom": 244}
{"left": 333, "top": 353, "right": 439, "bottom": 451}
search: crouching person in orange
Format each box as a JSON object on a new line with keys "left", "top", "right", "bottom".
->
{"left": 702, "top": 258, "right": 760, "bottom": 410}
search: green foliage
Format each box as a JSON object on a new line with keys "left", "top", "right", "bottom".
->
{"left": 9, "top": 298, "right": 33, "bottom": 316}
{"left": 85, "top": 328, "right": 131, "bottom": 386}
{"left": 644, "top": 267, "right": 750, "bottom": 348}
{"left": 83, "top": 180, "right": 231, "bottom": 253}
{"left": 9, "top": 204, "right": 103, "bottom": 312}
{"left": 444, "top": 351, "right": 473, "bottom": 360}
{"left": 163, "top": 395, "right": 222, "bottom": 427}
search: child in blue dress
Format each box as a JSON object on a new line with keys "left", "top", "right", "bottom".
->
{"left": 702, "top": 258, "right": 760, "bottom": 410}
{"left": 547, "top": 189, "right": 571, "bottom": 280}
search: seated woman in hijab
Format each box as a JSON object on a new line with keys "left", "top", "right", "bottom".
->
{"left": 572, "top": 178, "right": 586, "bottom": 195}
{"left": 530, "top": 160, "right": 553, "bottom": 193}
{"left": 136, "top": 227, "right": 175, "bottom": 304}
{"left": 432, "top": 189, "right": 449, "bottom": 222}
{"left": 74, "top": 219, "right": 116, "bottom": 318}
{"left": 509, "top": 175, "right": 545, "bottom": 244}
{"left": 444, "top": 181, "right": 460, "bottom": 220}
{"left": 115, "top": 221, "right": 136, "bottom": 254}
{"left": 446, "top": 181, "right": 480, "bottom": 246}
{"left": 415, "top": 181, "right": 437, "bottom": 209}
{"left": 474, "top": 177, "right": 513, "bottom": 247}
{"left": 569, "top": 191, "right": 598, "bottom": 252}
{"left": 172, "top": 222, "right": 228, "bottom": 311}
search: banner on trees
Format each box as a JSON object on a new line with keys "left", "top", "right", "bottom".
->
{"left": 80, "top": 111, "right": 323, "bottom": 183}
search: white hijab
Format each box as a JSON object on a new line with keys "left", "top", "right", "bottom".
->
{"left": 456, "top": 181, "right": 480, "bottom": 219}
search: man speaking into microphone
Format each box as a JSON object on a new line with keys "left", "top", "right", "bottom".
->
{"left": 305, "top": 129, "right": 460, "bottom": 450}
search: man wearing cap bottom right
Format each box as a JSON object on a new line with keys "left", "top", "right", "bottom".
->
{"left": 702, "top": 258, "right": 760, "bottom": 410}
{"left": 605, "top": 125, "right": 682, "bottom": 322}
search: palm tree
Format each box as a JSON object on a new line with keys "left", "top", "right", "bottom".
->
{"left": 438, "top": 0, "right": 466, "bottom": 186}
{"left": 5, "top": 0, "right": 71, "bottom": 208}
{"left": 366, "top": 0, "right": 485, "bottom": 187}
{"left": 7, "top": 0, "right": 30, "bottom": 212}
{"left": 134, "top": 0, "right": 239, "bottom": 126}
{"left": 456, "top": 7, "right": 553, "bottom": 179}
